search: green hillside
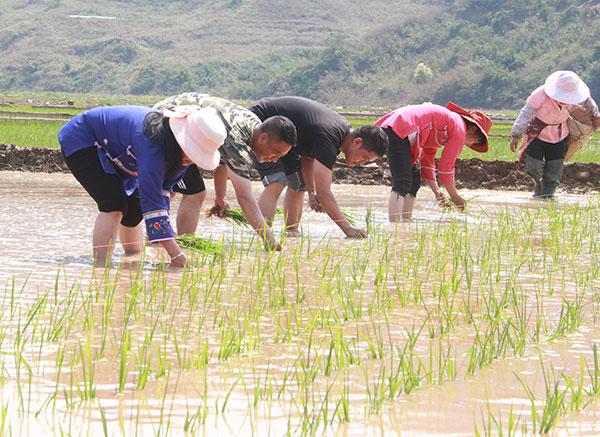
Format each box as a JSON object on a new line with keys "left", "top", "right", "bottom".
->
{"left": 1, "top": 0, "right": 599, "bottom": 108}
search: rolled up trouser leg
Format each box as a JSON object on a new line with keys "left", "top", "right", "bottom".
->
{"left": 523, "top": 154, "right": 545, "bottom": 195}
{"left": 541, "top": 159, "right": 564, "bottom": 197}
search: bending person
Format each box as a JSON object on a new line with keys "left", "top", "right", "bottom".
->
{"left": 375, "top": 102, "right": 492, "bottom": 221}
{"left": 58, "top": 105, "right": 226, "bottom": 266}
{"left": 250, "top": 96, "right": 388, "bottom": 238}
{"left": 153, "top": 92, "right": 297, "bottom": 249}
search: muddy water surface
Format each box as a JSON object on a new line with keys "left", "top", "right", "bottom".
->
{"left": 0, "top": 171, "right": 599, "bottom": 436}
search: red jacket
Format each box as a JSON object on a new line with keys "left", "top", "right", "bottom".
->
{"left": 376, "top": 104, "right": 467, "bottom": 185}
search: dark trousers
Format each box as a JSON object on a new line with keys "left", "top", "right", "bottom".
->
{"left": 524, "top": 138, "right": 567, "bottom": 197}
{"left": 63, "top": 147, "right": 142, "bottom": 227}
{"left": 173, "top": 164, "right": 206, "bottom": 195}
{"left": 385, "top": 127, "right": 421, "bottom": 197}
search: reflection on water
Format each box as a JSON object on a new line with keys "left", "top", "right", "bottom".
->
{"left": 0, "top": 171, "right": 599, "bottom": 435}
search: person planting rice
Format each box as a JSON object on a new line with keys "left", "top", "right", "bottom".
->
{"left": 375, "top": 102, "right": 492, "bottom": 221}
{"left": 58, "top": 105, "right": 227, "bottom": 266}
{"left": 249, "top": 96, "right": 388, "bottom": 238}
{"left": 153, "top": 93, "right": 297, "bottom": 249}
{"left": 510, "top": 71, "right": 599, "bottom": 199}
{"left": 152, "top": 95, "right": 227, "bottom": 234}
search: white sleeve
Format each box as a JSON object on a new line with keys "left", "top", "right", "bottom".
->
{"left": 511, "top": 103, "right": 535, "bottom": 136}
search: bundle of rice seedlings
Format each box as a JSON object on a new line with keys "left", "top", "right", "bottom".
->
{"left": 340, "top": 208, "right": 358, "bottom": 227}
{"left": 206, "top": 206, "right": 250, "bottom": 227}
{"left": 176, "top": 234, "right": 224, "bottom": 256}
{"left": 205, "top": 205, "right": 358, "bottom": 228}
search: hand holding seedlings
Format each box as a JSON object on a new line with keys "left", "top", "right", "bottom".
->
{"left": 308, "top": 191, "right": 323, "bottom": 212}
{"left": 212, "top": 197, "right": 230, "bottom": 217}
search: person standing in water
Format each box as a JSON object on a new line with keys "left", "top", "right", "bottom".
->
{"left": 58, "top": 105, "right": 226, "bottom": 266}
{"left": 375, "top": 102, "right": 492, "bottom": 221}
{"left": 250, "top": 96, "right": 388, "bottom": 238}
{"left": 153, "top": 92, "right": 297, "bottom": 248}
{"left": 510, "top": 70, "right": 599, "bottom": 199}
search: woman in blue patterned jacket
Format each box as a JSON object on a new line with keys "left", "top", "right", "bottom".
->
{"left": 58, "top": 105, "right": 226, "bottom": 266}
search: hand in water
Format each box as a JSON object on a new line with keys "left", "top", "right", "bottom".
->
{"left": 345, "top": 227, "right": 367, "bottom": 239}
{"left": 264, "top": 239, "right": 283, "bottom": 251}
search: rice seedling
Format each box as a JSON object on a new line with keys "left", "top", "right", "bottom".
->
{"left": 204, "top": 206, "right": 358, "bottom": 231}
{"left": 175, "top": 234, "right": 224, "bottom": 256}
{"left": 515, "top": 362, "right": 567, "bottom": 434}
{"left": 2, "top": 184, "right": 600, "bottom": 434}
{"left": 475, "top": 400, "right": 524, "bottom": 437}
{"left": 205, "top": 206, "right": 250, "bottom": 227}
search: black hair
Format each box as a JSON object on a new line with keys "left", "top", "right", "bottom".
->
{"left": 259, "top": 115, "right": 297, "bottom": 147}
{"left": 144, "top": 111, "right": 183, "bottom": 179}
{"left": 354, "top": 125, "right": 388, "bottom": 157}
{"left": 465, "top": 120, "right": 486, "bottom": 146}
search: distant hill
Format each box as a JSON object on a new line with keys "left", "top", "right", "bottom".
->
{"left": 1, "top": 0, "right": 599, "bottom": 108}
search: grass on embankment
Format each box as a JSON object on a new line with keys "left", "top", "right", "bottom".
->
{"left": 1, "top": 93, "right": 599, "bottom": 162}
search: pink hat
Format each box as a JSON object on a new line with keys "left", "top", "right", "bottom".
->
{"left": 544, "top": 71, "right": 590, "bottom": 105}
{"left": 166, "top": 106, "right": 227, "bottom": 171}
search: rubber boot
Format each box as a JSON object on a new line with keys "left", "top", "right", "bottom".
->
{"left": 540, "top": 159, "right": 564, "bottom": 199}
{"left": 523, "top": 154, "right": 545, "bottom": 197}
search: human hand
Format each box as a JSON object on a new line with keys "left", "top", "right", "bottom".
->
{"left": 213, "top": 198, "right": 230, "bottom": 218}
{"left": 344, "top": 226, "right": 368, "bottom": 239}
{"left": 450, "top": 195, "right": 466, "bottom": 211}
{"left": 307, "top": 192, "right": 323, "bottom": 212}
{"left": 435, "top": 191, "right": 452, "bottom": 208}
{"left": 264, "top": 238, "right": 283, "bottom": 251}
{"left": 509, "top": 135, "right": 520, "bottom": 152}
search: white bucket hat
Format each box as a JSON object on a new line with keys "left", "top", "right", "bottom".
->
{"left": 544, "top": 71, "right": 590, "bottom": 105}
{"left": 165, "top": 106, "right": 227, "bottom": 171}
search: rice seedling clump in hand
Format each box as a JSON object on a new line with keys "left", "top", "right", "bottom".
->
{"left": 206, "top": 206, "right": 250, "bottom": 227}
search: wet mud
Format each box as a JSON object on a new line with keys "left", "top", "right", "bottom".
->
{"left": 1, "top": 143, "right": 598, "bottom": 193}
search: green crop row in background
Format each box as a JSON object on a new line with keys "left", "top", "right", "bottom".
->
{"left": 1, "top": 92, "right": 598, "bottom": 162}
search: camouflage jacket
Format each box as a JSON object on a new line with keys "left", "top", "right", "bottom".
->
{"left": 153, "top": 93, "right": 260, "bottom": 179}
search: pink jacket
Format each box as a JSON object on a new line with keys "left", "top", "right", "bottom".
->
{"left": 512, "top": 86, "right": 572, "bottom": 158}
{"left": 376, "top": 104, "right": 467, "bottom": 185}
{"left": 526, "top": 86, "right": 571, "bottom": 143}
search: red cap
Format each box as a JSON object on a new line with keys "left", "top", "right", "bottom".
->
{"left": 445, "top": 102, "right": 492, "bottom": 153}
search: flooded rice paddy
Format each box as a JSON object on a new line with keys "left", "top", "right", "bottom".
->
{"left": 0, "top": 171, "right": 599, "bottom": 436}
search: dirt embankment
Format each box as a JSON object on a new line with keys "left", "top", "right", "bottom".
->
{"left": 1, "top": 144, "right": 598, "bottom": 193}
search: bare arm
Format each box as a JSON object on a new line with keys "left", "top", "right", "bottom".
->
{"left": 212, "top": 164, "right": 230, "bottom": 215}
{"left": 300, "top": 156, "right": 316, "bottom": 192}
{"left": 300, "top": 156, "right": 322, "bottom": 212}
{"left": 424, "top": 178, "right": 454, "bottom": 209}
{"left": 441, "top": 182, "right": 465, "bottom": 211}
{"left": 313, "top": 160, "right": 366, "bottom": 238}
{"left": 425, "top": 178, "right": 444, "bottom": 199}
{"left": 228, "top": 169, "right": 281, "bottom": 250}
